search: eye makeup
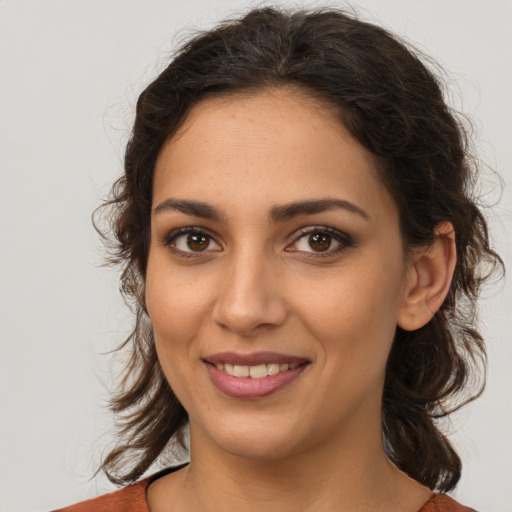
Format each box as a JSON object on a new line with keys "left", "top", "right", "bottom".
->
{"left": 159, "top": 223, "right": 355, "bottom": 261}
{"left": 285, "top": 226, "right": 355, "bottom": 258}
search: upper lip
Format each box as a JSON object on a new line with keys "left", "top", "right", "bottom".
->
{"left": 203, "top": 351, "right": 309, "bottom": 366}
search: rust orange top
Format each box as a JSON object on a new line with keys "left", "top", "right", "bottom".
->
{"left": 53, "top": 478, "right": 149, "bottom": 512}
{"left": 54, "top": 479, "right": 476, "bottom": 512}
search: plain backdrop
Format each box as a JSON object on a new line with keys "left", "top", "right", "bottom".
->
{"left": 1, "top": 1, "right": 511, "bottom": 511}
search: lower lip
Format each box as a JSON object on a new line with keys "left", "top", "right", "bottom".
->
{"left": 204, "top": 362, "right": 308, "bottom": 399}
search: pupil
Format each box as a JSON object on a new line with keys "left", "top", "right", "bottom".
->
{"left": 187, "top": 233, "right": 209, "bottom": 251}
{"left": 309, "top": 233, "right": 331, "bottom": 252}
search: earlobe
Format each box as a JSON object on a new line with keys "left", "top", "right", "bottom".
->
{"left": 397, "top": 222, "right": 457, "bottom": 331}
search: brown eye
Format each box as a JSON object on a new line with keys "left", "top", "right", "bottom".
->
{"left": 287, "top": 227, "right": 350, "bottom": 256}
{"left": 170, "top": 230, "right": 221, "bottom": 253}
{"left": 308, "top": 232, "right": 332, "bottom": 252}
{"left": 187, "top": 233, "right": 210, "bottom": 251}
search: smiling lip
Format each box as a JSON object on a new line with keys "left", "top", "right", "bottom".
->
{"left": 203, "top": 352, "right": 310, "bottom": 399}
{"left": 204, "top": 351, "right": 307, "bottom": 366}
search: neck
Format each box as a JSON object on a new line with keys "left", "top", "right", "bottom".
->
{"left": 170, "top": 421, "right": 430, "bottom": 512}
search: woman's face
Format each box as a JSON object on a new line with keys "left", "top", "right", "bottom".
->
{"left": 146, "top": 89, "right": 414, "bottom": 461}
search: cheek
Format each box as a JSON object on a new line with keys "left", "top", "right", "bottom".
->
{"left": 145, "top": 254, "right": 215, "bottom": 344}
{"left": 292, "top": 264, "right": 403, "bottom": 368}
{"left": 145, "top": 263, "right": 208, "bottom": 406}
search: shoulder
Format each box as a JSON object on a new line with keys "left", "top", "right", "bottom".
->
{"left": 419, "top": 494, "right": 478, "bottom": 512}
{"left": 51, "top": 464, "right": 188, "bottom": 512}
{"left": 52, "top": 479, "right": 150, "bottom": 512}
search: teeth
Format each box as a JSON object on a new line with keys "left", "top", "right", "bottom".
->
{"left": 214, "top": 362, "right": 302, "bottom": 378}
{"left": 267, "top": 363, "right": 280, "bottom": 375}
{"left": 233, "top": 364, "right": 250, "bottom": 377}
{"left": 249, "top": 364, "right": 267, "bottom": 379}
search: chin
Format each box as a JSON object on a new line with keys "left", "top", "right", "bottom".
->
{"left": 194, "top": 414, "right": 307, "bottom": 461}
{"left": 219, "top": 435, "right": 298, "bottom": 461}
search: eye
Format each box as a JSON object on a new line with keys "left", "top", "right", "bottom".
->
{"left": 164, "top": 228, "right": 221, "bottom": 254}
{"left": 297, "top": 232, "right": 338, "bottom": 252}
{"left": 286, "top": 227, "right": 352, "bottom": 256}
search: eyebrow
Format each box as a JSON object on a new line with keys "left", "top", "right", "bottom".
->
{"left": 153, "top": 198, "right": 369, "bottom": 222}
{"left": 269, "top": 198, "right": 369, "bottom": 222}
{"left": 154, "top": 199, "right": 224, "bottom": 220}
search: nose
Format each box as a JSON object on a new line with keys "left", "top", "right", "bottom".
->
{"left": 212, "top": 252, "right": 288, "bottom": 336}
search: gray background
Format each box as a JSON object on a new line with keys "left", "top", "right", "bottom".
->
{"left": 1, "top": 1, "right": 511, "bottom": 511}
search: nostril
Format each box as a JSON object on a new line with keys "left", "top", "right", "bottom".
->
{"left": 212, "top": 297, "right": 288, "bottom": 335}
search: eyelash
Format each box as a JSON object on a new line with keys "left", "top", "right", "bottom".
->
{"left": 160, "top": 227, "right": 220, "bottom": 258}
{"left": 160, "top": 226, "right": 354, "bottom": 258}
{"left": 286, "top": 226, "right": 354, "bottom": 258}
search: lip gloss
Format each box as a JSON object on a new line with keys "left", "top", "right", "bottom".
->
{"left": 204, "top": 362, "right": 308, "bottom": 399}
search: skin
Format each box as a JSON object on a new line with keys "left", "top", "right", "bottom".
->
{"left": 144, "top": 88, "right": 455, "bottom": 511}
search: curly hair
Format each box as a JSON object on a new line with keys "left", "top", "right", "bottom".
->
{"left": 97, "top": 6, "right": 502, "bottom": 491}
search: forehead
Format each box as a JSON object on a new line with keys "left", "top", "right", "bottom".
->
{"left": 153, "top": 88, "right": 396, "bottom": 223}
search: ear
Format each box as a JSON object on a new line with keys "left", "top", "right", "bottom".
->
{"left": 397, "top": 222, "right": 457, "bottom": 331}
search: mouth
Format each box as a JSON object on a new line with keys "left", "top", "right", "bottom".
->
{"left": 203, "top": 352, "right": 310, "bottom": 399}
{"left": 207, "top": 361, "right": 302, "bottom": 378}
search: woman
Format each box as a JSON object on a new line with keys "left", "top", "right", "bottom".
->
{"left": 56, "top": 6, "right": 501, "bottom": 512}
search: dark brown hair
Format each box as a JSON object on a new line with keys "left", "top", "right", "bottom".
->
{"left": 97, "top": 6, "right": 502, "bottom": 491}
